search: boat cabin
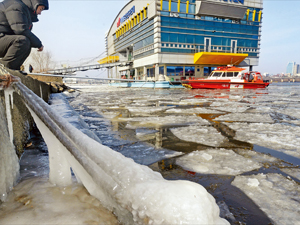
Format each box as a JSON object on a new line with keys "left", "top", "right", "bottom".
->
{"left": 207, "top": 66, "right": 244, "bottom": 80}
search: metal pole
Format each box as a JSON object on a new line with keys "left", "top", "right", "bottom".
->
{"left": 28, "top": 73, "right": 155, "bottom": 82}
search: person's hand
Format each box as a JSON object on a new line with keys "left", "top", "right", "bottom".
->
{"left": 38, "top": 45, "right": 44, "bottom": 52}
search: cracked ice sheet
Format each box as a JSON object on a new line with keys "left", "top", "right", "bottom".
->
{"left": 224, "top": 123, "right": 300, "bottom": 158}
{"left": 171, "top": 125, "right": 227, "bottom": 147}
{"left": 281, "top": 168, "right": 300, "bottom": 180}
{"left": 209, "top": 101, "right": 250, "bottom": 113}
{"left": 127, "top": 106, "right": 171, "bottom": 115}
{"left": 165, "top": 107, "right": 223, "bottom": 115}
{"left": 232, "top": 173, "right": 300, "bottom": 225}
{"left": 277, "top": 108, "right": 300, "bottom": 120}
{"left": 119, "top": 115, "right": 210, "bottom": 129}
{"left": 176, "top": 149, "right": 261, "bottom": 175}
{"left": 214, "top": 113, "right": 274, "bottom": 123}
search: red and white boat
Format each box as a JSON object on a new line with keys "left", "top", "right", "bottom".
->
{"left": 182, "top": 66, "right": 270, "bottom": 89}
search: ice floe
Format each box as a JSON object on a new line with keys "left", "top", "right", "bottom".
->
{"left": 224, "top": 122, "right": 300, "bottom": 158}
{"left": 121, "top": 115, "right": 210, "bottom": 129}
{"left": 214, "top": 113, "right": 274, "bottom": 123}
{"left": 232, "top": 173, "right": 300, "bottom": 225}
{"left": 165, "top": 107, "right": 223, "bottom": 115}
{"left": 176, "top": 149, "right": 261, "bottom": 175}
{"left": 171, "top": 125, "right": 227, "bottom": 147}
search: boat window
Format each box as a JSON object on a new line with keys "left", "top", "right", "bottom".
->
{"left": 226, "top": 72, "right": 234, "bottom": 77}
{"left": 233, "top": 72, "right": 239, "bottom": 77}
{"left": 212, "top": 72, "right": 222, "bottom": 77}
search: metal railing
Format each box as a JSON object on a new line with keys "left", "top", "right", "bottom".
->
{"left": 47, "top": 62, "right": 124, "bottom": 75}
{"left": 0, "top": 69, "right": 225, "bottom": 224}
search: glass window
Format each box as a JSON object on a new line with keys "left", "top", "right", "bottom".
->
{"left": 226, "top": 72, "right": 234, "bottom": 77}
{"left": 170, "top": 33, "right": 178, "bottom": 42}
{"left": 167, "top": 66, "right": 175, "bottom": 76}
{"left": 159, "top": 66, "right": 164, "bottom": 75}
{"left": 161, "top": 33, "right": 169, "bottom": 42}
{"left": 147, "top": 68, "right": 155, "bottom": 77}
{"left": 186, "top": 35, "right": 194, "bottom": 43}
{"left": 171, "top": 2, "right": 177, "bottom": 11}
{"left": 189, "top": 4, "right": 195, "bottom": 14}
{"left": 162, "top": 1, "right": 169, "bottom": 11}
{"left": 185, "top": 66, "right": 195, "bottom": 76}
{"left": 180, "top": 3, "right": 186, "bottom": 13}
{"left": 175, "top": 66, "right": 183, "bottom": 76}
{"left": 212, "top": 72, "right": 223, "bottom": 77}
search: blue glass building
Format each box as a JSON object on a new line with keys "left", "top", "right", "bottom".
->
{"left": 286, "top": 62, "right": 295, "bottom": 75}
{"left": 104, "top": 0, "right": 263, "bottom": 81}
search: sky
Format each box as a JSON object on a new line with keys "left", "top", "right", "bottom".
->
{"left": 22, "top": 0, "right": 300, "bottom": 75}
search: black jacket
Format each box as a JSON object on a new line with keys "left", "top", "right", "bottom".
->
{"left": 0, "top": 0, "right": 49, "bottom": 48}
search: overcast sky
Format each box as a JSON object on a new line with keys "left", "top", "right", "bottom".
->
{"left": 28, "top": 0, "right": 300, "bottom": 74}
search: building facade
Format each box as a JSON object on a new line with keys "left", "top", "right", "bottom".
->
{"left": 104, "top": 0, "right": 263, "bottom": 81}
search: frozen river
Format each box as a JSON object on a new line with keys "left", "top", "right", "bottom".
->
{"left": 1, "top": 82, "right": 300, "bottom": 224}
{"left": 65, "top": 82, "right": 300, "bottom": 224}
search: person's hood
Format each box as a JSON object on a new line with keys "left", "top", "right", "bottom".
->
{"left": 21, "top": 0, "right": 49, "bottom": 12}
{"left": 21, "top": 0, "right": 49, "bottom": 22}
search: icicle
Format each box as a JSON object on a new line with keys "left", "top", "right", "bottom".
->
{"left": 26, "top": 106, "right": 72, "bottom": 186}
{"left": 40, "top": 84, "right": 43, "bottom": 100}
{"left": 4, "top": 87, "right": 14, "bottom": 143}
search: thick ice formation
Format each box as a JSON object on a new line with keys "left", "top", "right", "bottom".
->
{"left": 0, "top": 95, "right": 19, "bottom": 202}
{"left": 176, "top": 149, "right": 261, "bottom": 175}
{"left": 232, "top": 173, "right": 300, "bottom": 224}
{"left": 0, "top": 177, "right": 119, "bottom": 225}
{"left": 171, "top": 125, "right": 227, "bottom": 147}
{"left": 225, "top": 122, "right": 300, "bottom": 158}
{"left": 25, "top": 92, "right": 229, "bottom": 224}
{"left": 214, "top": 113, "right": 274, "bottom": 123}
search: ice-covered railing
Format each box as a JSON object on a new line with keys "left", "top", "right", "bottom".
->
{"left": 6, "top": 81, "right": 228, "bottom": 225}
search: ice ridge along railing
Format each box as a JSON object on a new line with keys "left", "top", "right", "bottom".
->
{"left": 12, "top": 81, "right": 229, "bottom": 225}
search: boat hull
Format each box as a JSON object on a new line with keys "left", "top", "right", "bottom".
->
{"left": 183, "top": 80, "right": 269, "bottom": 89}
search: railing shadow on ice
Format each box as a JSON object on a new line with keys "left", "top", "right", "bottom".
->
{"left": 4, "top": 79, "right": 229, "bottom": 225}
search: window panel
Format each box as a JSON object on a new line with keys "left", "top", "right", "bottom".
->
{"left": 180, "top": 3, "right": 186, "bottom": 13}
{"left": 162, "top": 1, "right": 169, "bottom": 11}
{"left": 171, "top": 2, "right": 177, "bottom": 11}
{"left": 170, "top": 33, "right": 178, "bottom": 42}
{"left": 161, "top": 33, "right": 170, "bottom": 42}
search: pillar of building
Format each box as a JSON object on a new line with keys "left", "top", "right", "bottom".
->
{"left": 143, "top": 66, "right": 147, "bottom": 80}
{"left": 155, "top": 64, "right": 159, "bottom": 81}
{"left": 135, "top": 68, "right": 138, "bottom": 80}
{"left": 115, "top": 66, "right": 119, "bottom": 79}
